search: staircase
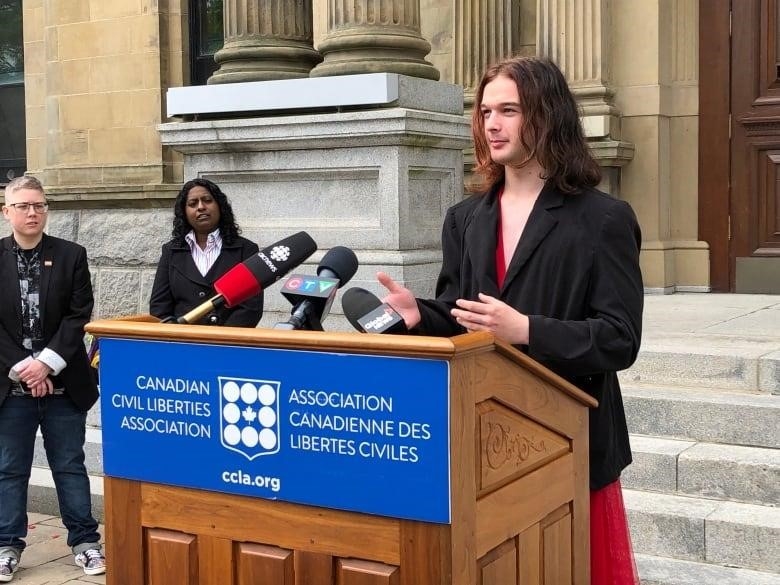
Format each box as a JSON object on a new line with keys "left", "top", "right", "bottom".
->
{"left": 620, "top": 295, "right": 780, "bottom": 585}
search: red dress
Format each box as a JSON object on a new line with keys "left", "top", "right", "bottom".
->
{"left": 496, "top": 193, "right": 639, "bottom": 585}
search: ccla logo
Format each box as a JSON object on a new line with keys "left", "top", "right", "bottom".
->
{"left": 269, "top": 245, "right": 291, "bottom": 263}
{"left": 218, "top": 377, "right": 281, "bottom": 460}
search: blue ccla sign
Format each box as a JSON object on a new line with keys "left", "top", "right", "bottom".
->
{"left": 99, "top": 338, "right": 452, "bottom": 523}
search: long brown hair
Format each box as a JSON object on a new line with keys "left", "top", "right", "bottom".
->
{"left": 471, "top": 57, "right": 601, "bottom": 194}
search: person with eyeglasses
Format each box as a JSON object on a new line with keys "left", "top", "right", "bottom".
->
{"left": 5, "top": 202, "right": 49, "bottom": 213}
{"left": 0, "top": 176, "right": 106, "bottom": 581}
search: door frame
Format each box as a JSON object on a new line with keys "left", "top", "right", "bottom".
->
{"left": 698, "top": 0, "right": 731, "bottom": 292}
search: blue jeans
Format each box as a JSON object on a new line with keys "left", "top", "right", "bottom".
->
{"left": 0, "top": 395, "right": 100, "bottom": 554}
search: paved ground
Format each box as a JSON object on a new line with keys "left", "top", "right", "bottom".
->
{"left": 7, "top": 513, "right": 104, "bottom": 584}
{"left": 642, "top": 293, "right": 779, "bottom": 342}
{"left": 14, "top": 293, "right": 780, "bottom": 584}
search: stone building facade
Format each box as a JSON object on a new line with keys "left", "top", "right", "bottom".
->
{"left": 2, "top": 0, "right": 777, "bottom": 316}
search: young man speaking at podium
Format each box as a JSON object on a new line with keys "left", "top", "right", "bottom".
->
{"left": 0, "top": 176, "right": 105, "bottom": 581}
{"left": 377, "top": 57, "right": 643, "bottom": 585}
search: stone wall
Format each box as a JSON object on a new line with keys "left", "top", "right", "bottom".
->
{"left": 21, "top": 0, "right": 187, "bottom": 186}
{"left": 17, "top": 0, "right": 711, "bottom": 312}
{"left": 611, "top": 0, "right": 707, "bottom": 292}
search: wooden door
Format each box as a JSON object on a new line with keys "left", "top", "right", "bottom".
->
{"left": 700, "top": 0, "right": 780, "bottom": 292}
{"left": 731, "top": 0, "right": 780, "bottom": 292}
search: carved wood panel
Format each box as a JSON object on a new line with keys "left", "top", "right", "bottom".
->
{"left": 146, "top": 529, "right": 198, "bottom": 585}
{"left": 475, "top": 505, "right": 574, "bottom": 585}
{"left": 141, "top": 529, "right": 404, "bottom": 585}
{"left": 338, "top": 559, "right": 400, "bottom": 585}
{"left": 757, "top": 149, "right": 780, "bottom": 253}
{"left": 236, "top": 543, "right": 294, "bottom": 584}
{"left": 542, "top": 507, "right": 572, "bottom": 585}
{"left": 731, "top": 0, "right": 780, "bottom": 287}
{"left": 477, "top": 399, "right": 570, "bottom": 496}
{"left": 478, "top": 538, "right": 517, "bottom": 585}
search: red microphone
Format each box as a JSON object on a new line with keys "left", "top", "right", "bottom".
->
{"left": 175, "top": 231, "right": 317, "bottom": 324}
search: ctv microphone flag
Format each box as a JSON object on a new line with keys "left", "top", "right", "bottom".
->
{"left": 275, "top": 246, "right": 359, "bottom": 331}
{"left": 176, "top": 231, "right": 318, "bottom": 324}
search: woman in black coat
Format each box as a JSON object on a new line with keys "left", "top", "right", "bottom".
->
{"left": 378, "top": 57, "right": 642, "bottom": 585}
{"left": 149, "top": 178, "right": 262, "bottom": 326}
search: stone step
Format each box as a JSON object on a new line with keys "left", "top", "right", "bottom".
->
{"left": 622, "top": 385, "right": 780, "bottom": 448}
{"left": 636, "top": 554, "right": 780, "bottom": 585}
{"left": 623, "top": 435, "right": 780, "bottom": 506}
{"left": 624, "top": 489, "right": 780, "bottom": 574}
{"left": 620, "top": 333, "right": 779, "bottom": 394}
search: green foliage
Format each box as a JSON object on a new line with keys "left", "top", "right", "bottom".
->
{"left": 202, "top": 0, "right": 224, "bottom": 55}
{"left": 0, "top": 0, "right": 23, "bottom": 79}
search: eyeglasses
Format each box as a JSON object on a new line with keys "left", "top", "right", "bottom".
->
{"left": 5, "top": 202, "right": 49, "bottom": 213}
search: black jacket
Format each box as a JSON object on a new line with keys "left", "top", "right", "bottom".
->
{"left": 149, "top": 236, "right": 263, "bottom": 327}
{"left": 0, "top": 234, "right": 99, "bottom": 411}
{"left": 416, "top": 182, "right": 644, "bottom": 489}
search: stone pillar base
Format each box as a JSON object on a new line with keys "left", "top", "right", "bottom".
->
{"left": 641, "top": 240, "right": 712, "bottom": 294}
{"left": 209, "top": 41, "right": 322, "bottom": 84}
{"left": 311, "top": 30, "right": 439, "bottom": 80}
{"left": 208, "top": 0, "right": 320, "bottom": 84}
{"left": 159, "top": 76, "right": 469, "bottom": 328}
{"left": 311, "top": 0, "right": 439, "bottom": 81}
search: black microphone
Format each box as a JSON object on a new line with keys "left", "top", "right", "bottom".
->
{"left": 274, "top": 246, "right": 359, "bottom": 331}
{"left": 341, "top": 287, "right": 409, "bottom": 334}
{"left": 175, "top": 231, "right": 317, "bottom": 324}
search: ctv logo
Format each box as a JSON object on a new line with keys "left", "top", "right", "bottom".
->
{"left": 283, "top": 275, "right": 337, "bottom": 295}
{"left": 218, "top": 377, "right": 281, "bottom": 460}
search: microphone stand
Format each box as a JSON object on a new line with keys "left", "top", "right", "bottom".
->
{"left": 160, "top": 296, "right": 226, "bottom": 325}
{"left": 273, "top": 302, "right": 324, "bottom": 331}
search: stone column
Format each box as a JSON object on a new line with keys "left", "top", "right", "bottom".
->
{"left": 536, "top": 0, "right": 633, "bottom": 194}
{"left": 209, "top": 0, "right": 321, "bottom": 84}
{"left": 453, "top": 0, "right": 522, "bottom": 107}
{"left": 310, "top": 0, "right": 439, "bottom": 80}
{"left": 537, "top": 0, "right": 619, "bottom": 139}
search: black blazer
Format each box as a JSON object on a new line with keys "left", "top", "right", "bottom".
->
{"left": 416, "top": 182, "right": 644, "bottom": 490}
{"left": 0, "top": 234, "right": 99, "bottom": 411}
{"left": 149, "top": 236, "right": 262, "bottom": 326}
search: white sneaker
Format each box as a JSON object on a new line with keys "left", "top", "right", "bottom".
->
{"left": 74, "top": 548, "right": 106, "bottom": 576}
{"left": 0, "top": 556, "right": 18, "bottom": 583}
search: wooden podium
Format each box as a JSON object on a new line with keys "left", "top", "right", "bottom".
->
{"left": 86, "top": 318, "right": 595, "bottom": 585}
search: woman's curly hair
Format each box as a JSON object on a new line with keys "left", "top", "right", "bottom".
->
{"left": 171, "top": 178, "right": 241, "bottom": 246}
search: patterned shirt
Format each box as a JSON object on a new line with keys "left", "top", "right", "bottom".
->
{"left": 14, "top": 240, "right": 43, "bottom": 352}
{"left": 185, "top": 229, "right": 222, "bottom": 276}
{"left": 11, "top": 240, "right": 62, "bottom": 395}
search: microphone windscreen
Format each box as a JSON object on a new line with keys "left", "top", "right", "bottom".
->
{"left": 317, "top": 246, "right": 359, "bottom": 287}
{"left": 341, "top": 287, "right": 382, "bottom": 332}
{"left": 215, "top": 231, "right": 318, "bottom": 307}
{"left": 214, "top": 263, "right": 262, "bottom": 307}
